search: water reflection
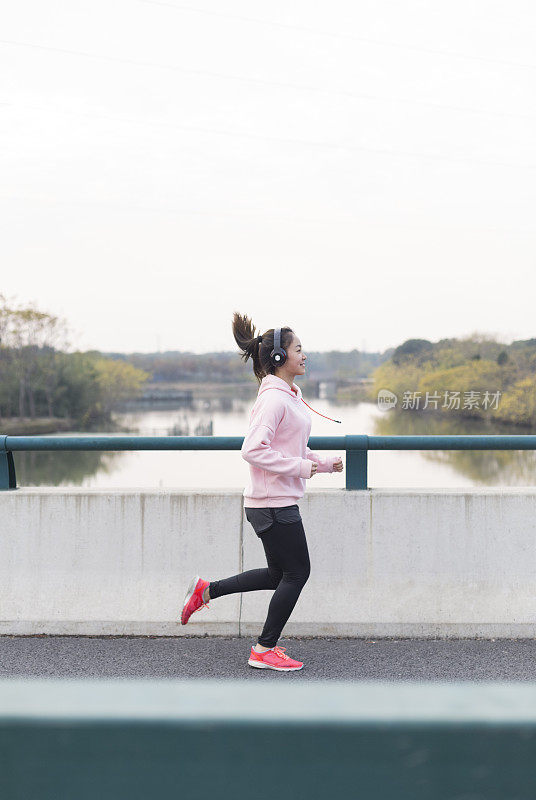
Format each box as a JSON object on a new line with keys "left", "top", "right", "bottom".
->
{"left": 375, "top": 408, "right": 536, "bottom": 486}
{"left": 134, "top": 414, "right": 213, "bottom": 436}
{"left": 13, "top": 449, "right": 122, "bottom": 488}
{"left": 10, "top": 400, "right": 230, "bottom": 487}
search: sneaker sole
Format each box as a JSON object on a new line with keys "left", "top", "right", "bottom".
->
{"left": 180, "top": 575, "right": 200, "bottom": 625}
{"left": 248, "top": 659, "right": 303, "bottom": 671}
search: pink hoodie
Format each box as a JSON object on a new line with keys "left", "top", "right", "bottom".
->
{"left": 241, "top": 374, "right": 338, "bottom": 508}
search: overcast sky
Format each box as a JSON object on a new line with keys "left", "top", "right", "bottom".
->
{"left": 2, "top": 0, "right": 535, "bottom": 354}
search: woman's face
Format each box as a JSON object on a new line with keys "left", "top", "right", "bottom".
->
{"left": 277, "top": 333, "right": 306, "bottom": 378}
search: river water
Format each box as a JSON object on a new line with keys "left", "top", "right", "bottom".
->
{"left": 11, "top": 393, "right": 536, "bottom": 490}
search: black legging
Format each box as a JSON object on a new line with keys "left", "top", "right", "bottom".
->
{"left": 208, "top": 519, "right": 311, "bottom": 648}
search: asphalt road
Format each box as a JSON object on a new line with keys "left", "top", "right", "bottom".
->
{"left": 2, "top": 635, "right": 536, "bottom": 681}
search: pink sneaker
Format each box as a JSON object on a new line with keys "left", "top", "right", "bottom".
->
{"left": 248, "top": 645, "right": 304, "bottom": 671}
{"left": 180, "top": 575, "right": 211, "bottom": 625}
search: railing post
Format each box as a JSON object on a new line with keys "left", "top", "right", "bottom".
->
{"left": 345, "top": 435, "right": 368, "bottom": 490}
{"left": 0, "top": 436, "right": 17, "bottom": 490}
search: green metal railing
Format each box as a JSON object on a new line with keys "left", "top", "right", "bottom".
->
{"left": 2, "top": 676, "right": 536, "bottom": 798}
{"left": 3, "top": 434, "right": 536, "bottom": 490}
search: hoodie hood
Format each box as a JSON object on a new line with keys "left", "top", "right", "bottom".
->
{"left": 258, "top": 374, "right": 302, "bottom": 401}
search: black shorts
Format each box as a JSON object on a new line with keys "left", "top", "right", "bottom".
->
{"left": 244, "top": 504, "right": 302, "bottom": 536}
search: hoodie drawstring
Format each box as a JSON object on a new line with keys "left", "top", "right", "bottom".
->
{"left": 300, "top": 398, "right": 341, "bottom": 424}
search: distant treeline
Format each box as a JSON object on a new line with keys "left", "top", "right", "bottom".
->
{"left": 3, "top": 295, "right": 534, "bottom": 429}
{"left": 373, "top": 335, "right": 536, "bottom": 426}
{"left": 105, "top": 348, "right": 387, "bottom": 384}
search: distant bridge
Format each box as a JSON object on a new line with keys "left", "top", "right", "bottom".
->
{"left": 137, "top": 387, "right": 193, "bottom": 402}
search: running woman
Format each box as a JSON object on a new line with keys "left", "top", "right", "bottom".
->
{"left": 180, "top": 313, "right": 343, "bottom": 672}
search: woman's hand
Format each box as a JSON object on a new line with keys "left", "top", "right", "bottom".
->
{"left": 309, "top": 459, "right": 343, "bottom": 476}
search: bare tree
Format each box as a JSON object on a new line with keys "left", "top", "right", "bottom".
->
{"left": 0, "top": 295, "right": 70, "bottom": 418}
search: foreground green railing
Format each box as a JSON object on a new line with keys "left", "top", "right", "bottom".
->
{"left": 2, "top": 434, "right": 536, "bottom": 490}
{"left": 1, "top": 677, "right": 536, "bottom": 798}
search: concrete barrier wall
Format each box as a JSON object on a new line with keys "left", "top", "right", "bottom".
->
{"left": 2, "top": 487, "right": 536, "bottom": 637}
